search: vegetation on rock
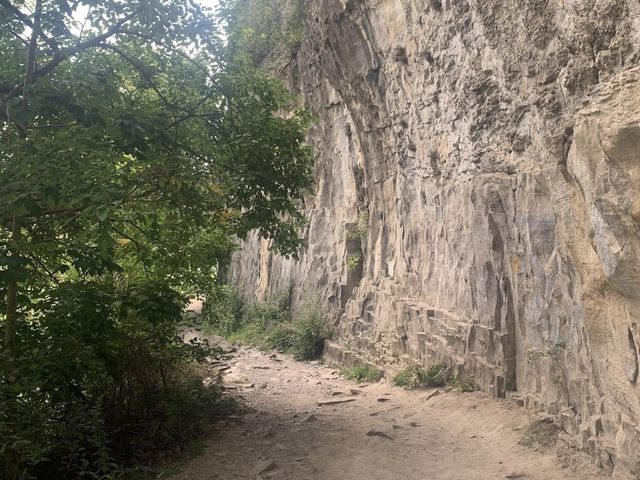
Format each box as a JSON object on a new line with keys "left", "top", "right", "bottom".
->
{"left": 221, "top": 0, "right": 306, "bottom": 70}
{"left": 393, "top": 364, "right": 475, "bottom": 392}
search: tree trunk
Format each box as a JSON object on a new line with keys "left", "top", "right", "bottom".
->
{"left": 4, "top": 0, "right": 40, "bottom": 372}
{"left": 4, "top": 215, "right": 21, "bottom": 374}
{"left": 3, "top": 3, "right": 40, "bottom": 478}
{"left": 2, "top": 215, "right": 22, "bottom": 480}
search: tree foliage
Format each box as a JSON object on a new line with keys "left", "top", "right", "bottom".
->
{"left": 0, "top": 0, "right": 312, "bottom": 297}
{"left": 0, "top": 0, "right": 313, "bottom": 477}
{"left": 220, "top": 0, "right": 306, "bottom": 69}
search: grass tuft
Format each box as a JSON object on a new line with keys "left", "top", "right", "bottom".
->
{"left": 341, "top": 365, "right": 381, "bottom": 383}
{"left": 392, "top": 364, "right": 476, "bottom": 392}
{"left": 393, "top": 364, "right": 450, "bottom": 389}
{"left": 518, "top": 418, "right": 560, "bottom": 449}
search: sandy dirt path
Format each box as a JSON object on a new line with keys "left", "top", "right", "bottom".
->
{"left": 171, "top": 342, "right": 604, "bottom": 480}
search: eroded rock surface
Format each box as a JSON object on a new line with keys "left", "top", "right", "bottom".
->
{"left": 230, "top": 1, "right": 640, "bottom": 476}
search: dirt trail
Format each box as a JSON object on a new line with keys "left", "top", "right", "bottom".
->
{"left": 172, "top": 341, "right": 604, "bottom": 480}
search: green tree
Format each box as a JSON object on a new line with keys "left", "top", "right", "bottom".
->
{"left": 0, "top": 0, "right": 312, "bottom": 477}
{"left": 0, "top": 0, "right": 312, "bottom": 363}
{"left": 220, "top": 0, "right": 306, "bottom": 69}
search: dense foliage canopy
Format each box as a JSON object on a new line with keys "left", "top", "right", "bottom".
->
{"left": 0, "top": 0, "right": 313, "bottom": 477}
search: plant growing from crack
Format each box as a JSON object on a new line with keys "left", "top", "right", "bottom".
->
{"left": 345, "top": 210, "right": 370, "bottom": 241}
{"left": 346, "top": 255, "right": 363, "bottom": 271}
{"left": 527, "top": 339, "right": 571, "bottom": 405}
{"left": 393, "top": 364, "right": 476, "bottom": 392}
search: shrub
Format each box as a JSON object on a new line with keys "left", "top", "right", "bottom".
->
{"left": 220, "top": 293, "right": 331, "bottom": 361}
{"left": 345, "top": 211, "right": 369, "bottom": 241}
{"left": 227, "top": 322, "right": 269, "bottom": 348}
{"left": 202, "top": 286, "right": 244, "bottom": 336}
{"left": 289, "top": 298, "right": 332, "bottom": 360}
{"left": 265, "top": 324, "right": 297, "bottom": 352}
{"left": 0, "top": 281, "right": 232, "bottom": 480}
{"left": 451, "top": 377, "right": 476, "bottom": 393}
{"left": 346, "top": 255, "right": 362, "bottom": 271}
{"left": 393, "top": 364, "right": 452, "bottom": 389}
{"left": 247, "top": 291, "right": 290, "bottom": 329}
{"left": 342, "top": 365, "right": 381, "bottom": 383}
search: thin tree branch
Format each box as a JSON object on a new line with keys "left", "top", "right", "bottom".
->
{"left": 0, "top": 0, "right": 59, "bottom": 51}
{"left": 23, "top": 252, "right": 61, "bottom": 285}
{"left": 34, "top": 9, "right": 138, "bottom": 79}
{"left": 24, "top": 0, "right": 42, "bottom": 88}
{"left": 1, "top": 9, "right": 139, "bottom": 108}
{"left": 111, "top": 225, "right": 150, "bottom": 277}
{"left": 99, "top": 43, "right": 177, "bottom": 117}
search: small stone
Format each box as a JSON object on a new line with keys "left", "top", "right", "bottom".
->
{"left": 317, "top": 398, "right": 356, "bottom": 406}
{"left": 331, "top": 389, "right": 351, "bottom": 396}
{"left": 377, "top": 397, "right": 390, "bottom": 403}
{"left": 252, "top": 459, "right": 275, "bottom": 476}
{"left": 223, "top": 383, "right": 254, "bottom": 390}
{"left": 366, "top": 430, "right": 393, "bottom": 440}
{"left": 505, "top": 472, "right": 528, "bottom": 479}
{"left": 301, "top": 414, "right": 319, "bottom": 423}
{"left": 425, "top": 390, "right": 440, "bottom": 401}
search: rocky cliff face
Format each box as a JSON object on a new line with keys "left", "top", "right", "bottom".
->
{"left": 229, "top": 0, "right": 640, "bottom": 476}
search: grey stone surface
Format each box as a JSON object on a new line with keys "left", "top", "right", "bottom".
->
{"left": 230, "top": 1, "right": 640, "bottom": 476}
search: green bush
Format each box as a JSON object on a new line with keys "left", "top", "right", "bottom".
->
{"left": 289, "top": 297, "right": 332, "bottom": 360}
{"left": 265, "top": 324, "right": 297, "bottom": 352}
{"left": 204, "top": 288, "right": 291, "bottom": 342}
{"left": 451, "top": 377, "right": 476, "bottom": 393}
{"left": 201, "top": 286, "right": 244, "bottom": 336}
{"left": 216, "top": 292, "right": 331, "bottom": 361}
{"left": 0, "top": 281, "right": 232, "bottom": 480}
{"left": 393, "top": 364, "right": 452, "bottom": 389}
{"left": 342, "top": 365, "right": 381, "bottom": 383}
{"left": 227, "top": 322, "right": 267, "bottom": 347}
{"left": 247, "top": 291, "right": 290, "bottom": 329}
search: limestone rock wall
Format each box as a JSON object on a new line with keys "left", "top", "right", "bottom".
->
{"left": 229, "top": 1, "right": 640, "bottom": 475}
